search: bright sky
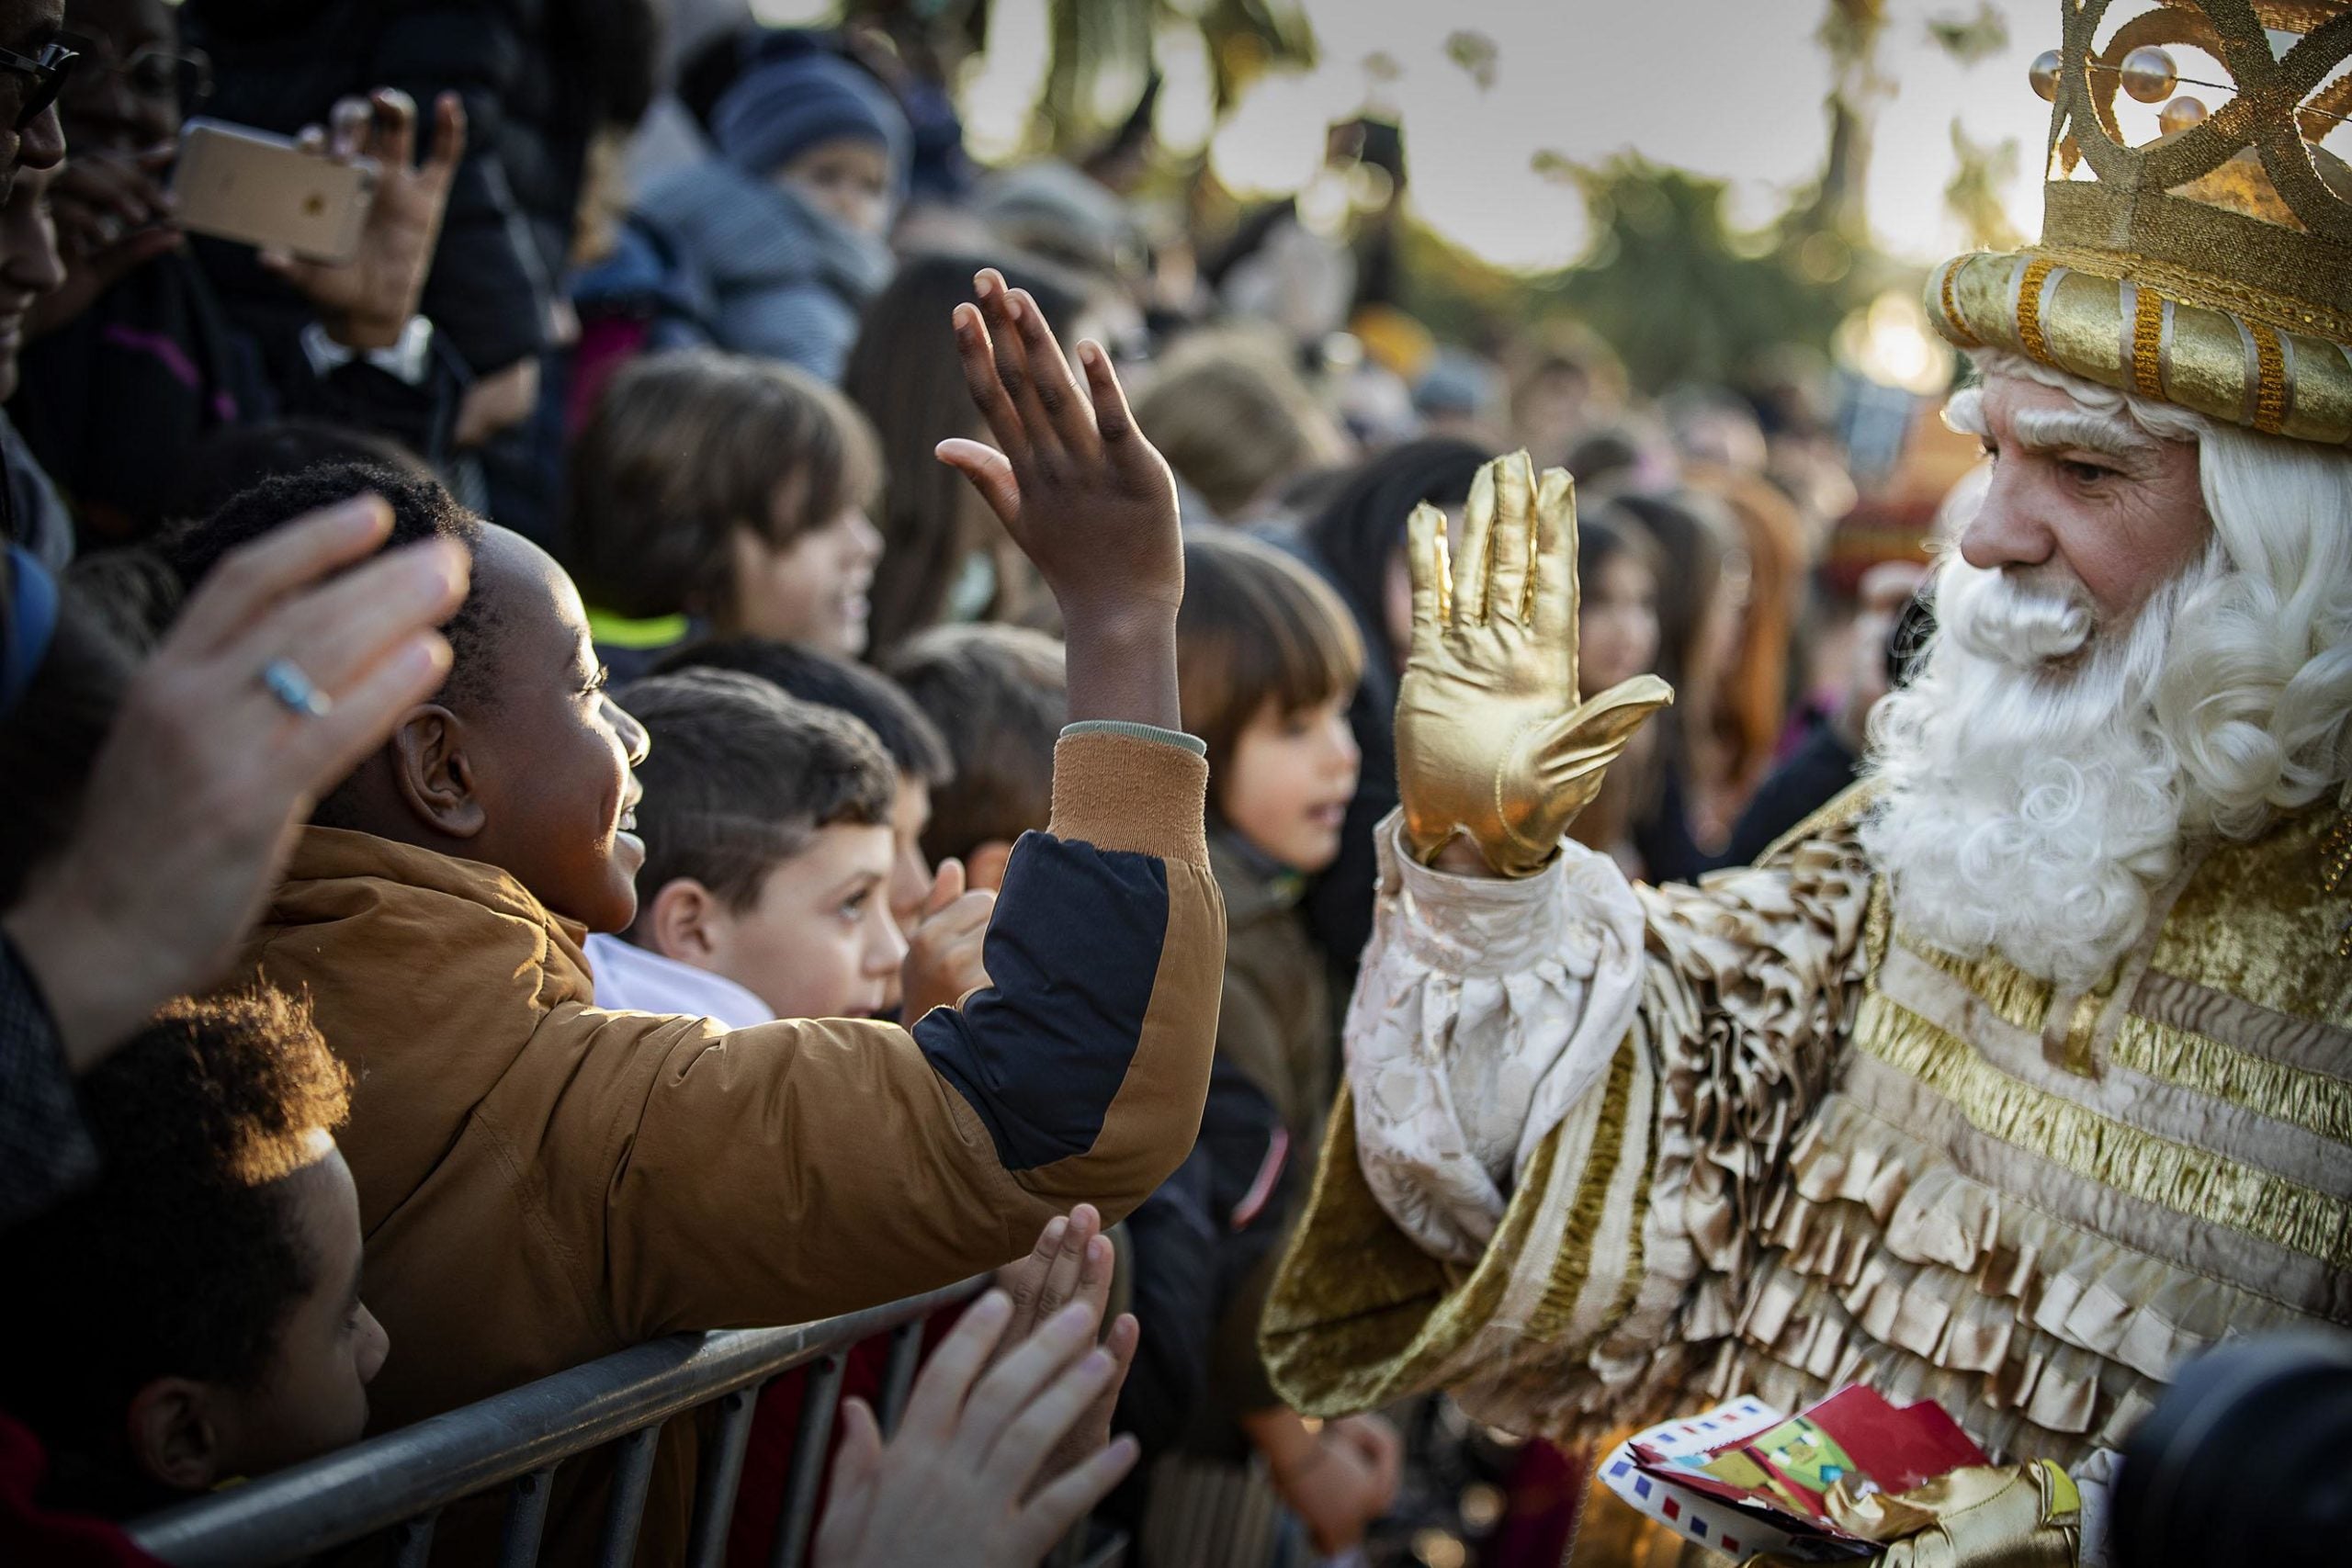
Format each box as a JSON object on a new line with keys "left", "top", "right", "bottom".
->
{"left": 1219, "top": 0, "right": 2064, "bottom": 271}
{"left": 757, "top": 0, "right": 2342, "bottom": 274}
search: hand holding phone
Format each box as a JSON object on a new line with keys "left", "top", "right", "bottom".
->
{"left": 171, "top": 117, "right": 377, "bottom": 265}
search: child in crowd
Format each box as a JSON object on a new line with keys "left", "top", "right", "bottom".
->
{"left": 0, "top": 989, "right": 385, "bottom": 1517}
{"left": 655, "top": 636, "right": 955, "bottom": 973}
{"left": 567, "top": 349, "right": 886, "bottom": 671}
{"left": 1140, "top": 530, "right": 1400, "bottom": 1566}
{"left": 885, "top": 622, "right": 1069, "bottom": 890}
{"left": 145, "top": 275, "right": 1218, "bottom": 1568}
{"left": 1134, "top": 332, "right": 1351, "bottom": 525}
{"left": 577, "top": 43, "right": 906, "bottom": 382}
{"left": 1566, "top": 507, "right": 1667, "bottom": 877}
{"left": 583, "top": 671, "right": 912, "bottom": 1026}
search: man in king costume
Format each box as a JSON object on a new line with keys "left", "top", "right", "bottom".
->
{"left": 1261, "top": 3, "right": 2352, "bottom": 1562}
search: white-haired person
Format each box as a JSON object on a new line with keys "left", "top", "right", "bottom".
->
{"left": 1258, "top": 6, "right": 2352, "bottom": 1564}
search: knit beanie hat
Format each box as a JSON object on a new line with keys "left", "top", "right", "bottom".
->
{"left": 713, "top": 51, "right": 910, "bottom": 193}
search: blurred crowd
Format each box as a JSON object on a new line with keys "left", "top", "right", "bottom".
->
{"left": 0, "top": 4, "right": 1984, "bottom": 1566}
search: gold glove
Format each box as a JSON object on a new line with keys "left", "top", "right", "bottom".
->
{"left": 1395, "top": 450, "right": 1673, "bottom": 876}
{"left": 1742, "top": 1461, "right": 2082, "bottom": 1568}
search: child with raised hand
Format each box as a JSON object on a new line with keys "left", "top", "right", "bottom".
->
{"left": 1139, "top": 529, "right": 1400, "bottom": 1567}
{"left": 153, "top": 269, "right": 1219, "bottom": 1567}
{"left": 0, "top": 989, "right": 385, "bottom": 1516}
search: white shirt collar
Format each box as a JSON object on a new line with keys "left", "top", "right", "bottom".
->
{"left": 582, "top": 933, "right": 777, "bottom": 1031}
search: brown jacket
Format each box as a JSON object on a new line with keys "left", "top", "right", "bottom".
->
{"left": 239, "top": 730, "right": 1222, "bottom": 1565}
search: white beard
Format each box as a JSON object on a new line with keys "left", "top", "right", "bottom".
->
{"left": 1859, "top": 549, "right": 2222, "bottom": 989}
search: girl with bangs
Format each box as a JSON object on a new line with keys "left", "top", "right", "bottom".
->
{"left": 1135, "top": 530, "right": 1401, "bottom": 1566}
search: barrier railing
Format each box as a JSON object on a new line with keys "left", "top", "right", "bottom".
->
{"left": 121, "top": 1277, "right": 1117, "bottom": 1568}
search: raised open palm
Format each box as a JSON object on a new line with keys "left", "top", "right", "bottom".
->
{"left": 1396, "top": 450, "right": 1674, "bottom": 876}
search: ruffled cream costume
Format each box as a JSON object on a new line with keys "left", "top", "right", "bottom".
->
{"left": 1263, "top": 794, "right": 2351, "bottom": 1475}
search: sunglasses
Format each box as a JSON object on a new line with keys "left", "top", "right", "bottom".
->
{"left": 0, "top": 40, "right": 75, "bottom": 133}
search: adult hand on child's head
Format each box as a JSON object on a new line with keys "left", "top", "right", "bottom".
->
{"left": 899, "top": 857, "right": 994, "bottom": 1021}
{"left": 811, "top": 1291, "right": 1140, "bottom": 1568}
{"left": 3, "top": 497, "right": 468, "bottom": 1072}
{"left": 937, "top": 269, "right": 1183, "bottom": 731}
{"left": 989, "top": 1204, "right": 1139, "bottom": 1494}
{"left": 262, "top": 88, "right": 465, "bottom": 352}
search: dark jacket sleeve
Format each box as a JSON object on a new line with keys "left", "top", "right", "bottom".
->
{"left": 1111, "top": 1147, "right": 1219, "bottom": 1458}
{"left": 582, "top": 729, "right": 1226, "bottom": 1333}
{"left": 0, "top": 936, "right": 97, "bottom": 1231}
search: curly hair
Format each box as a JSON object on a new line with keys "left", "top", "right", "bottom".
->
{"left": 0, "top": 988, "right": 353, "bottom": 1461}
{"left": 153, "top": 461, "right": 493, "bottom": 709}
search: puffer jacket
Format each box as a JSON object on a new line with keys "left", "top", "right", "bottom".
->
{"left": 234, "top": 728, "right": 1223, "bottom": 1566}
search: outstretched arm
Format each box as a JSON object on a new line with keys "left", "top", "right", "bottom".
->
{"left": 589, "top": 278, "right": 1220, "bottom": 1332}
{"left": 1259, "top": 455, "right": 1867, "bottom": 1442}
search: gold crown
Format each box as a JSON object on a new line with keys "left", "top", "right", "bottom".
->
{"left": 1927, "top": 1, "right": 2352, "bottom": 445}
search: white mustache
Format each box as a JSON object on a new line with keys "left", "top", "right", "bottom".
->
{"left": 1941, "top": 567, "right": 2096, "bottom": 667}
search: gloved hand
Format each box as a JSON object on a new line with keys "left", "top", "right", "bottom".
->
{"left": 1395, "top": 449, "right": 1673, "bottom": 876}
{"left": 1744, "top": 1460, "right": 2082, "bottom": 1568}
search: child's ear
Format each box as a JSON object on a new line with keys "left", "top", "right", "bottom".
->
{"left": 967, "top": 840, "right": 1016, "bottom": 895}
{"left": 644, "top": 878, "right": 728, "bottom": 964}
{"left": 125, "top": 1378, "right": 225, "bottom": 1493}
{"left": 390, "top": 706, "right": 487, "bottom": 840}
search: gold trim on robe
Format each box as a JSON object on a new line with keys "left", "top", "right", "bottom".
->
{"left": 1262, "top": 798, "right": 2352, "bottom": 1480}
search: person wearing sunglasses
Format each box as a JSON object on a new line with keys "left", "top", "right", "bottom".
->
{"left": 0, "top": 0, "right": 64, "bottom": 202}
{"left": 6, "top": 0, "right": 471, "bottom": 543}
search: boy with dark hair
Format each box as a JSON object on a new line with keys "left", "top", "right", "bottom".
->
{"left": 885, "top": 622, "right": 1069, "bottom": 892}
{"left": 0, "top": 988, "right": 386, "bottom": 1515}
{"left": 655, "top": 634, "right": 951, "bottom": 942}
{"left": 586, "top": 670, "right": 914, "bottom": 1026}
{"left": 155, "top": 273, "right": 1219, "bottom": 1566}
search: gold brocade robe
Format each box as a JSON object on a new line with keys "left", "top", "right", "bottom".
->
{"left": 1261, "top": 795, "right": 2352, "bottom": 1491}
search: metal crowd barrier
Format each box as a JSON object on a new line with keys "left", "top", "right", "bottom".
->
{"left": 123, "top": 1278, "right": 1125, "bottom": 1568}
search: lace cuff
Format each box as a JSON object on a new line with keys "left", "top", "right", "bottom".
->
{"left": 1351, "top": 813, "right": 1648, "bottom": 1264}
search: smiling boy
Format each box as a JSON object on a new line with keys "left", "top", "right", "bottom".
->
{"left": 154, "top": 275, "right": 1220, "bottom": 1566}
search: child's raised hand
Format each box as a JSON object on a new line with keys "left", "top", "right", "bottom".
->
{"left": 989, "top": 1206, "right": 1139, "bottom": 1495}
{"left": 900, "top": 857, "right": 993, "bottom": 1021}
{"left": 938, "top": 270, "right": 1182, "bottom": 732}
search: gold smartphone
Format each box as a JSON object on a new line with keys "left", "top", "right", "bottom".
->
{"left": 172, "top": 118, "right": 377, "bottom": 265}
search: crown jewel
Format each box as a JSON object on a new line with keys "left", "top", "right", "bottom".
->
{"left": 1928, "top": 1, "right": 2352, "bottom": 445}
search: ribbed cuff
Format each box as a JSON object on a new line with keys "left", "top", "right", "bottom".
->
{"left": 1058, "top": 719, "right": 1206, "bottom": 757}
{"left": 1048, "top": 730, "right": 1210, "bottom": 865}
